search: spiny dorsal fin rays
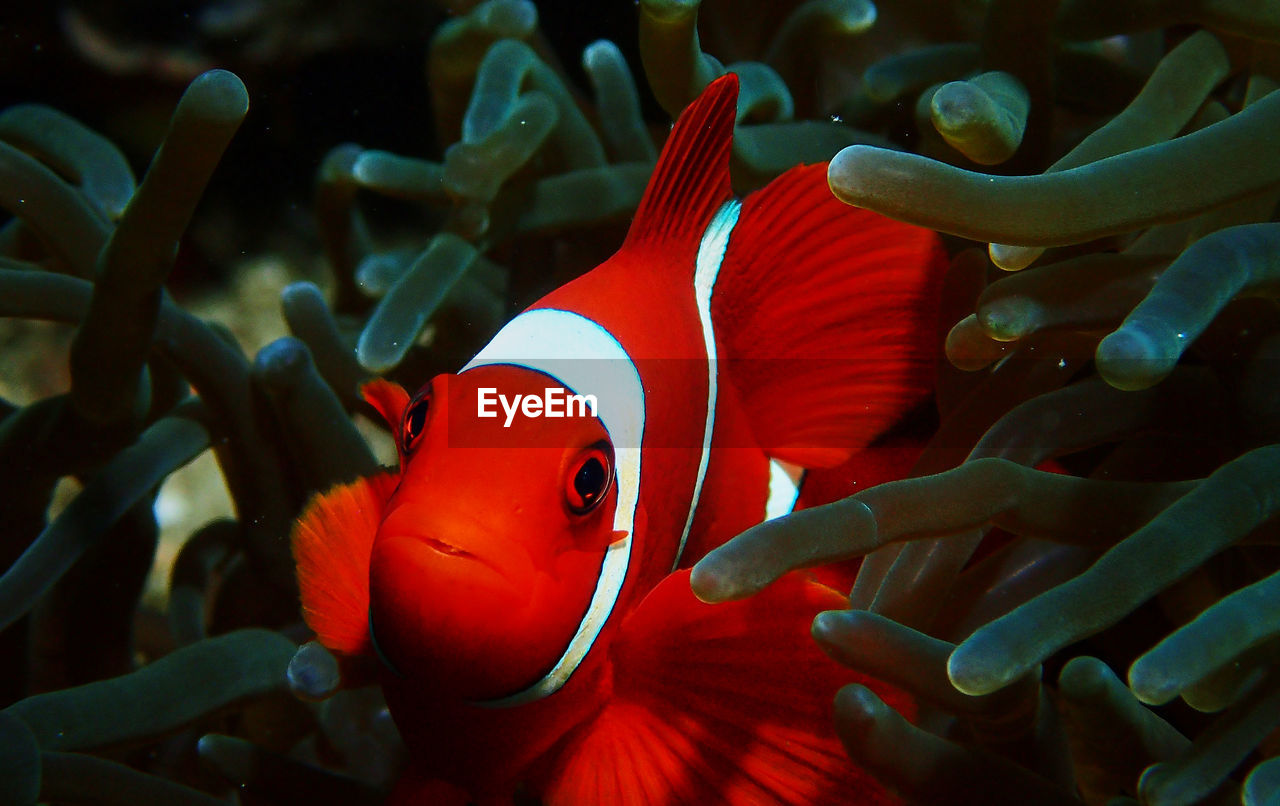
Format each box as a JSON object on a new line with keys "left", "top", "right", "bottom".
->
{"left": 622, "top": 74, "right": 737, "bottom": 262}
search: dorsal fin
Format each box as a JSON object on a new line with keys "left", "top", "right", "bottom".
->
{"left": 622, "top": 74, "right": 737, "bottom": 256}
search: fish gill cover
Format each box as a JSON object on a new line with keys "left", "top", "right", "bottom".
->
{"left": 0, "top": 0, "right": 1278, "bottom": 804}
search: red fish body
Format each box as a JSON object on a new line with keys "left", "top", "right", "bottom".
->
{"left": 293, "top": 75, "right": 947, "bottom": 804}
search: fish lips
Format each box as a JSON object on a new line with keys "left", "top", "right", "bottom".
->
{"left": 374, "top": 499, "right": 523, "bottom": 581}
{"left": 367, "top": 530, "right": 532, "bottom": 693}
{"left": 372, "top": 527, "right": 517, "bottom": 592}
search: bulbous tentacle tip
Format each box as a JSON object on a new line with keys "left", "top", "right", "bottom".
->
{"left": 280, "top": 281, "right": 323, "bottom": 308}
{"left": 639, "top": 0, "right": 702, "bottom": 24}
{"left": 287, "top": 640, "right": 342, "bottom": 701}
{"left": 1057, "top": 655, "right": 1116, "bottom": 700}
{"left": 989, "top": 242, "right": 1043, "bottom": 271}
{"left": 979, "top": 297, "right": 1037, "bottom": 342}
{"left": 183, "top": 69, "right": 250, "bottom": 123}
{"left": 1126, "top": 657, "right": 1180, "bottom": 707}
{"left": 810, "top": 609, "right": 851, "bottom": 644}
{"left": 826, "top": 145, "right": 872, "bottom": 202}
{"left": 254, "top": 337, "right": 313, "bottom": 387}
{"left": 833, "top": 682, "right": 887, "bottom": 730}
{"left": 1096, "top": 326, "right": 1176, "bottom": 391}
{"left": 1244, "top": 756, "right": 1280, "bottom": 806}
{"left": 688, "top": 561, "right": 733, "bottom": 603}
{"left": 583, "top": 39, "right": 623, "bottom": 72}
{"left": 944, "top": 313, "right": 1006, "bottom": 371}
{"left": 832, "top": 0, "right": 877, "bottom": 33}
{"left": 947, "top": 640, "right": 1019, "bottom": 697}
{"left": 478, "top": 0, "right": 538, "bottom": 37}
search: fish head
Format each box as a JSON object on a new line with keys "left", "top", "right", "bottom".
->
{"left": 365, "top": 367, "right": 623, "bottom": 700}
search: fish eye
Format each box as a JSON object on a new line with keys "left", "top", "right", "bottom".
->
{"left": 401, "top": 392, "right": 431, "bottom": 454}
{"left": 565, "top": 443, "right": 613, "bottom": 516}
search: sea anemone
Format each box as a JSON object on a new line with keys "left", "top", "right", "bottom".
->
{"left": 0, "top": 0, "right": 1277, "bottom": 803}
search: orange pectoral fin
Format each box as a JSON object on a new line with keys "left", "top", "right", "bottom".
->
{"left": 539, "top": 570, "right": 912, "bottom": 806}
{"left": 292, "top": 471, "right": 399, "bottom": 656}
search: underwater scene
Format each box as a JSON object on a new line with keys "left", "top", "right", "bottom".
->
{"left": 2, "top": 0, "right": 1280, "bottom": 803}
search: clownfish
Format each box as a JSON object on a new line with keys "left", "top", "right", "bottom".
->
{"left": 293, "top": 74, "right": 946, "bottom": 805}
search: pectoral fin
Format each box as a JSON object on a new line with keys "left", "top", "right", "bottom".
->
{"left": 291, "top": 471, "right": 399, "bottom": 656}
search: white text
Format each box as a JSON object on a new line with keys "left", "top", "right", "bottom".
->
{"left": 476, "top": 387, "right": 599, "bottom": 427}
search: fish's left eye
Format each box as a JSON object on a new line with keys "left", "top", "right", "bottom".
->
{"left": 565, "top": 444, "right": 613, "bottom": 516}
{"left": 401, "top": 392, "right": 431, "bottom": 454}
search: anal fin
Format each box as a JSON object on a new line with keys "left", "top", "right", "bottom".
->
{"left": 539, "top": 570, "right": 912, "bottom": 805}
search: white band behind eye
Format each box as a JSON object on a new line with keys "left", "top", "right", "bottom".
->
{"left": 462, "top": 308, "right": 645, "bottom": 706}
{"left": 673, "top": 199, "right": 740, "bottom": 568}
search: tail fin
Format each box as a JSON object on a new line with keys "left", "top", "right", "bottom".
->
{"left": 713, "top": 163, "right": 948, "bottom": 467}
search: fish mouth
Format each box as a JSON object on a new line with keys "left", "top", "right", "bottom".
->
{"left": 420, "top": 536, "right": 474, "bottom": 559}
{"left": 415, "top": 535, "right": 510, "bottom": 584}
{"left": 379, "top": 517, "right": 513, "bottom": 585}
